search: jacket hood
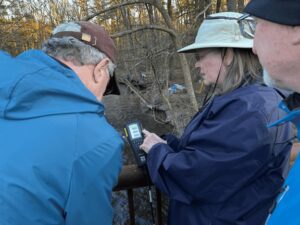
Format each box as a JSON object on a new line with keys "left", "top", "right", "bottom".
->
{"left": 0, "top": 50, "right": 103, "bottom": 119}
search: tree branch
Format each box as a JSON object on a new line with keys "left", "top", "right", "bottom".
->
{"left": 195, "top": 3, "right": 212, "bottom": 20}
{"left": 111, "top": 25, "right": 177, "bottom": 38}
{"left": 120, "top": 78, "right": 154, "bottom": 110}
{"left": 84, "top": 0, "right": 155, "bottom": 21}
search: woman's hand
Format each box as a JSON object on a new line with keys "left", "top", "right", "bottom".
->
{"left": 140, "top": 129, "right": 167, "bottom": 153}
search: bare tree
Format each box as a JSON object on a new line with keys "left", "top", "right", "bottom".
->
{"left": 85, "top": 0, "right": 203, "bottom": 133}
{"left": 227, "top": 0, "right": 237, "bottom": 11}
{"left": 87, "top": 0, "right": 199, "bottom": 110}
{"left": 216, "top": 0, "right": 222, "bottom": 12}
{"left": 238, "top": 0, "right": 244, "bottom": 12}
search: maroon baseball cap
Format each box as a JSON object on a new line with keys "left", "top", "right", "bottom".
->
{"left": 52, "top": 21, "right": 120, "bottom": 95}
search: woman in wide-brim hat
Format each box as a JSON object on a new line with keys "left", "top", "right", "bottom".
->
{"left": 140, "top": 12, "right": 293, "bottom": 225}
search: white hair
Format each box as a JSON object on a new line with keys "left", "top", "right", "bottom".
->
{"left": 263, "top": 69, "right": 276, "bottom": 87}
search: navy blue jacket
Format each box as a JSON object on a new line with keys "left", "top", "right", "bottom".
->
{"left": 0, "top": 50, "right": 123, "bottom": 225}
{"left": 147, "top": 84, "right": 292, "bottom": 225}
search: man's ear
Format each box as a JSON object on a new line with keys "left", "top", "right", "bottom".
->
{"left": 93, "top": 58, "right": 109, "bottom": 83}
{"left": 292, "top": 26, "right": 300, "bottom": 46}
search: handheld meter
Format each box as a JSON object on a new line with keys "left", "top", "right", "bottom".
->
{"left": 124, "top": 121, "right": 156, "bottom": 225}
{"left": 124, "top": 121, "right": 147, "bottom": 167}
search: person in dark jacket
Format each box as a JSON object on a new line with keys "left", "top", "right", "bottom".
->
{"left": 241, "top": 1, "right": 300, "bottom": 225}
{"left": 140, "top": 12, "right": 293, "bottom": 225}
{"left": 0, "top": 21, "right": 123, "bottom": 225}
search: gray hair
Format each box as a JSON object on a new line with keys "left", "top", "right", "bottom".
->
{"left": 215, "top": 48, "right": 262, "bottom": 95}
{"left": 42, "top": 22, "right": 116, "bottom": 75}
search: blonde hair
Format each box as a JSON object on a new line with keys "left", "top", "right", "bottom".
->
{"left": 215, "top": 48, "right": 262, "bottom": 95}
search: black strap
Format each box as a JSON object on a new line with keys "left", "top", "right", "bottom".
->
{"left": 273, "top": 88, "right": 289, "bottom": 100}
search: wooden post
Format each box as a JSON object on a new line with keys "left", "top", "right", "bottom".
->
{"left": 127, "top": 189, "right": 135, "bottom": 225}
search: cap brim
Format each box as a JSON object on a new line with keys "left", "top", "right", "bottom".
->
{"left": 178, "top": 41, "right": 253, "bottom": 53}
{"left": 104, "top": 72, "right": 120, "bottom": 95}
{"left": 244, "top": 0, "right": 300, "bottom": 26}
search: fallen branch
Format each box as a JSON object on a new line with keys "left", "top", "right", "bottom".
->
{"left": 120, "top": 78, "right": 154, "bottom": 110}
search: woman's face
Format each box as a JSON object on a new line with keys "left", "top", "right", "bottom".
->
{"left": 194, "top": 49, "right": 227, "bottom": 86}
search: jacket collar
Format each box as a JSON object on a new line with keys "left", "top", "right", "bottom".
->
{"left": 268, "top": 92, "right": 300, "bottom": 138}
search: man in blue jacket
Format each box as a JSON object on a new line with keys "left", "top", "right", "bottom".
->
{"left": 0, "top": 21, "right": 123, "bottom": 225}
{"left": 241, "top": 1, "right": 300, "bottom": 224}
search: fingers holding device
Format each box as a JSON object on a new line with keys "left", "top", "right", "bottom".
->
{"left": 140, "top": 129, "right": 167, "bottom": 154}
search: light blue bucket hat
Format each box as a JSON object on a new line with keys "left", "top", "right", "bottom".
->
{"left": 178, "top": 12, "right": 254, "bottom": 53}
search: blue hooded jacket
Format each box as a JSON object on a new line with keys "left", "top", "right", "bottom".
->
{"left": 266, "top": 93, "right": 300, "bottom": 225}
{"left": 0, "top": 50, "right": 124, "bottom": 225}
{"left": 147, "top": 84, "right": 292, "bottom": 225}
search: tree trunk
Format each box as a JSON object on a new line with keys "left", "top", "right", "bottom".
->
{"left": 167, "top": 0, "right": 172, "bottom": 19}
{"left": 238, "top": 0, "right": 244, "bottom": 12}
{"left": 227, "top": 0, "right": 237, "bottom": 11}
{"left": 120, "top": 6, "right": 139, "bottom": 80}
{"left": 153, "top": 0, "right": 198, "bottom": 112}
{"left": 216, "top": 0, "right": 221, "bottom": 13}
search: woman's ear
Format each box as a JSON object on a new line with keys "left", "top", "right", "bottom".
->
{"left": 93, "top": 58, "right": 109, "bottom": 83}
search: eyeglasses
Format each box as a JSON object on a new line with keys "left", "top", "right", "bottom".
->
{"left": 237, "top": 13, "right": 256, "bottom": 39}
{"left": 206, "top": 14, "right": 256, "bottom": 39}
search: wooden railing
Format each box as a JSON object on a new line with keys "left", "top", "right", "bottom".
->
{"left": 114, "top": 164, "right": 163, "bottom": 225}
{"left": 113, "top": 144, "right": 300, "bottom": 225}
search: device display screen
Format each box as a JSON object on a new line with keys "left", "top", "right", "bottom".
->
{"left": 128, "top": 124, "right": 142, "bottom": 139}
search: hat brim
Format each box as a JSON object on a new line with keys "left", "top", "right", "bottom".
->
{"left": 178, "top": 41, "right": 253, "bottom": 53}
{"left": 104, "top": 72, "right": 120, "bottom": 95}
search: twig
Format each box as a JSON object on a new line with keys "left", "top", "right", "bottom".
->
{"left": 121, "top": 78, "right": 154, "bottom": 110}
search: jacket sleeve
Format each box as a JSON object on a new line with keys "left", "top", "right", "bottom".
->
{"left": 64, "top": 138, "right": 123, "bottom": 225}
{"left": 161, "top": 133, "right": 180, "bottom": 150}
{"left": 147, "top": 99, "right": 273, "bottom": 204}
